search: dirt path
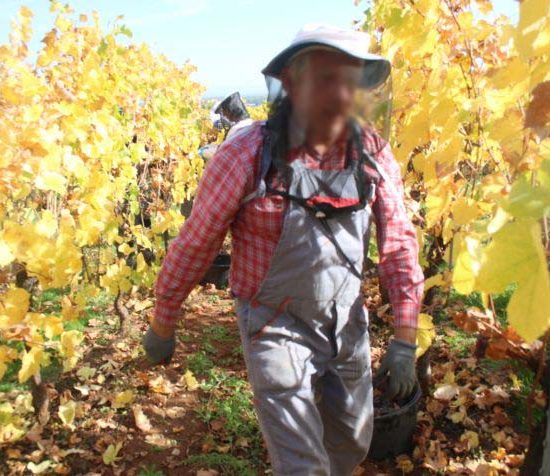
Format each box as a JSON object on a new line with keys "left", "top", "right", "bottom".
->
{"left": 0, "top": 284, "right": 532, "bottom": 475}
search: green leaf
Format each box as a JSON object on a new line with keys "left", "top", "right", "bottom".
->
{"left": 102, "top": 442, "right": 123, "bottom": 465}
{"left": 97, "top": 39, "right": 108, "bottom": 56}
{"left": 117, "top": 25, "right": 133, "bottom": 38}
{"left": 505, "top": 175, "right": 550, "bottom": 219}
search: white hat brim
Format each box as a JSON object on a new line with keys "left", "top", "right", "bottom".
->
{"left": 262, "top": 39, "right": 391, "bottom": 89}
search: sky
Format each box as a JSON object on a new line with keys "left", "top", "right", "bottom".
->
{"left": 1, "top": 0, "right": 519, "bottom": 98}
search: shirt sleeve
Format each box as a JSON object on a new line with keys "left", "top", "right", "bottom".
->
{"left": 371, "top": 143, "right": 424, "bottom": 328}
{"left": 153, "top": 135, "right": 254, "bottom": 327}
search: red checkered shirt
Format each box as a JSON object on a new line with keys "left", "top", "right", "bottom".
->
{"left": 154, "top": 121, "right": 424, "bottom": 328}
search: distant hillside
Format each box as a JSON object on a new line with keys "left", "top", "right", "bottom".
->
{"left": 243, "top": 94, "right": 267, "bottom": 106}
{"left": 203, "top": 93, "right": 267, "bottom": 106}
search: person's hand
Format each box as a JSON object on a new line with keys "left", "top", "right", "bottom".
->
{"left": 373, "top": 339, "right": 417, "bottom": 400}
{"left": 142, "top": 320, "right": 176, "bottom": 365}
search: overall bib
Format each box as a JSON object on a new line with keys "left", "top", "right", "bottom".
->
{"left": 235, "top": 129, "right": 375, "bottom": 476}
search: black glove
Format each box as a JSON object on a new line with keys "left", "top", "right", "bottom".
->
{"left": 374, "top": 339, "right": 417, "bottom": 400}
{"left": 142, "top": 326, "right": 175, "bottom": 365}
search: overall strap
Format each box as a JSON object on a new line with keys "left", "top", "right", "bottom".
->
{"left": 318, "top": 217, "right": 363, "bottom": 278}
{"left": 348, "top": 120, "right": 389, "bottom": 186}
{"left": 348, "top": 120, "right": 389, "bottom": 203}
{"left": 240, "top": 127, "right": 273, "bottom": 205}
{"left": 257, "top": 131, "right": 274, "bottom": 187}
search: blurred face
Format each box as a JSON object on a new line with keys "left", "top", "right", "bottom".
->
{"left": 282, "top": 50, "right": 363, "bottom": 140}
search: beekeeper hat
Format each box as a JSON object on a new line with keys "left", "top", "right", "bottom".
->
{"left": 262, "top": 23, "right": 391, "bottom": 89}
{"left": 214, "top": 92, "right": 249, "bottom": 119}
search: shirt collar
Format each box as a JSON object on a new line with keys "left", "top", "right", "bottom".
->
{"left": 287, "top": 114, "right": 350, "bottom": 159}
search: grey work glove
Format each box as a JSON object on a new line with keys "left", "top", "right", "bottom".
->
{"left": 373, "top": 339, "right": 417, "bottom": 401}
{"left": 142, "top": 326, "right": 176, "bottom": 365}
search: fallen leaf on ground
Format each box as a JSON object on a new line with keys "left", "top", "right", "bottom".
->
{"left": 58, "top": 400, "right": 76, "bottom": 429}
{"left": 149, "top": 375, "right": 174, "bottom": 394}
{"left": 433, "top": 384, "right": 459, "bottom": 401}
{"left": 395, "top": 454, "right": 414, "bottom": 473}
{"left": 492, "top": 431, "right": 506, "bottom": 444}
{"left": 27, "top": 460, "right": 54, "bottom": 474}
{"left": 181, "top": 369, "right": 199, "bottom": 391}
{"left": 112, "top": 390, "right": 135, "bottom": 409}
{"left": 102, "top": 442, "right": 123, "bottom": 465}
{"left": 145, "top": 433, "right": 176, "bottom": 448}
{"left": 460, "top": 430, "right": 480, "bottom": 450}
{"left": 132, "top": 405, "right": 155, "bottom": 433}
{"left": 165, "top": 406, "right": 186, "bottom": 419}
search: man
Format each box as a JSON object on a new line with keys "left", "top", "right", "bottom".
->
{"left": 214, "top": 91, "right": 254, "bottom": 140}
{"left": 143, "top": 24, "right": 424, "bottom": 476}
{"left": 200, "top": 91, "right": 254, "bottom": 160}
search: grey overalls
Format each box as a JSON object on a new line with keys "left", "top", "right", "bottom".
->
{"left": 235, "top": 125, "right": 377, "bottom": 476}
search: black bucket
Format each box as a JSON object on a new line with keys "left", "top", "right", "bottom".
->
{"left": 368, "top": 385, "right": 422, "bottom": 460}
{"left": 200, "top": 253, "right": 231, "bottom": 289}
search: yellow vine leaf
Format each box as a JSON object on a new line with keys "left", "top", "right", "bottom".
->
{"left": 452, "top": 234, "right": 481, "bottom": 296}
{"left": 451, "top": 197, "right": 481, "bottom": 227}
{"left": 469, "top": 218, "right": 550, "bottom": 342}
{"left": 59, "top": 330, "right": 84, "bottom": 372}
{"left": 34, "top": 171, "right": 67, "bottom": 195}
{"left": 182, "top": 370, "right": 200, "bottom": 391}
{"left": 112, "top": 390, "right": 135, "bottom": 409}
{"left": 0, "top": 288, "right": 30, "bottom": 329}
{"left": 416, "top": 313, "right": 436, "bottom": 358}
{"left": 0, "top": 401, "right": 27, "bottom": 443}
{"left": 61, "top": 296, "right": 81, "bottom": 322}
{"left": 18, "top": 347, "right": 44, "bottom": 383}
{"left": 136, "top": 253, "right": 148, "bottom": 273}
{"left": 35, "top": 210, "right": 58, "bottom": 238}
{"left": 0, "top": 239, "right": 15, "bottom": 266}
{"left": 507, "top": 262, "right": 550, "bottom": 343}
{"left": 477, "top": 220, "right": 545, "bottom": 294}
{"left": 425, "top": 190, "right": 452, "bottom": 229}
{"left": 0, "top": 346, "right": 18, "bottom": 380}
{"left": 424, "top": 273, "right": 446, "bottom": 292}
{"left": 43, "top": 316, "right": 64, "bottom": 339}
{"left": 487, "top": 207, "right": 510, "bottom": 234}
{"left": 516, "top": 0, "right": 550, "bottom": 60}
{"left": 19, "top": 6, "right": 33, "bottom": 19}
{"left": 58, "top": 400, "right": 77, "bottom": 429}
